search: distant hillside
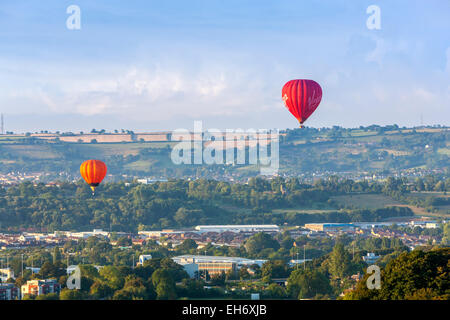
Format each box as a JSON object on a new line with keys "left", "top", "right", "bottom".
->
{"left": 0, "top": 125, "right": 448, "bottom": 182}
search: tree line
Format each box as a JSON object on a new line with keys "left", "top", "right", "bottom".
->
{"left": 0, "top": 177, "right": 424, "bottom": 231}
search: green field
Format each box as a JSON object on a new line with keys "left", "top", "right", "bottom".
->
{"left": 1, "top": 145, "right": 61, "bottom": 159}
{"left": 331, "top": 193, "right": 449, "bottom": 218}
{"left": 0, "top": 136, "right": 24, "bottom": 140}
{"left": 0, "top": 141, "right": 174, "bottom": 161}
{"left": 75, "top": 142, "right": 174, "bottom": 157}
{"left": 331, "top": 194, "right": 401, "bottom": 209}
{"left": 408, "top": 191, "right": 449, "bottom": 199}
{"left": 349, "top": 130, "right": 378, "bottom": 137}
{"left": 123, "top": 155, "right": 173, "bottom": 171}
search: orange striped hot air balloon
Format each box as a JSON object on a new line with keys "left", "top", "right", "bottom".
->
{"left": 80, "top": 160, "right": 107, "bottom": 194}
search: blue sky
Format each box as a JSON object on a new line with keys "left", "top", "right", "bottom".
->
{"left": 0, "top": 0, "right": 449, "bottom": 132}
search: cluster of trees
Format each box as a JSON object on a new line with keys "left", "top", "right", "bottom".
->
{"left": 282, "top": 232, "right": 448, "bottom": 300}
{"left": 19, "top": 258, "right": 197, "bottom": 300}
{"left": 0, "top": 178, "right": 418, "bottom": 232}
{"left": 284, "top": 240, "right": 369, "bottom": 300}
{"left": 344, "top": 248, "right": 449, "bottom": 300}
{"left": 354, "top": 236, "right": 405, "bottom": 252}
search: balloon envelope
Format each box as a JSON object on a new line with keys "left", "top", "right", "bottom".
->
{"left": 80, "top": 160, "right": 107, "bottom": 192}
{"left": 282, "top": 79, "right": 322, "bottom": 125}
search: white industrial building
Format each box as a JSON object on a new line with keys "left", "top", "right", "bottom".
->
{"left": 194, "top": 225, "right": 280, "bottom": 233}
{"left": 353, "top": 222, "right": 405, "bottom": 229}
{"left": 138, "top": 230, "right": 184, "bottom": 238}
{"left": 288, "top": 259, "right": 313, "bottom": 267}
{"left": 55, "top": 229, "right": 109, "bottom": 239}
{"left": 138, "top": 255, "right": 152, "bottom": 265}
{"left": 410, "top": 220, "right": 438, "bottom": 229}
{"left": 172, "top": 255, "right": 267, "bottom": 279}
{"left": 0, "top": 268, "right": 14, "bottom": 282}
{"left": 362, "top": 252, "right": 380, "bottom": 265}
{"left": 173, "top": 255, "right": 266, "bottom": 267}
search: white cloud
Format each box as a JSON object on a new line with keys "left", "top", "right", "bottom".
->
{"left": 18, "top": 61, "right": 278, "bottom": 122}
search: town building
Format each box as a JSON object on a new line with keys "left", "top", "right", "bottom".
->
{"left": 25, "top": 267, "right": 40, "bottom": 274}
{"left": 137, "top": 178, "right": 168, "bottom": 184}
{"left": 353, "top": 222, "right": 406, "bottom": 229}
{"left": 172, "top": 255, "right": 266, "bottom": 278}
{"left": 21, "top": 279, "right": 61, "bottom": 297}
{"left": 251, "top": 293, "right": 260, "bottom": 300}
{"left": 138, "top": 230, "right": 184, "bottom": 239}
{"left": 194, "top": 225, "right": 280, "bottom": 233}
{"left": 288, "top": 259, "right": 312, "bottom": 267}
{"left": 0, "top": 283, "right": 20, "bottom": 300}
{"left": 70, "top": 229, "right": 109, "bottom": 239}
{"left": 197, "top": 261, "right": 236, "bottom": 277}
{"left": 66, "top": 265, "right": 78, "bottom": 275}
{"left": 138, "top": 255, "right": 152, "bottom": 266}
{"left": 0, "top": 268, "right": 15, "bottom": 282}
{"left": 181, "top": 263, "right": 199, "bottom": 278}
{"left": 362, "top": 252, "right": 380, "bottom": 265}
{"left": 409, "top": 220, "right": 438, "bottom": 228}
{"left": 304, "top": 223, "right": 355, "bottom": 232}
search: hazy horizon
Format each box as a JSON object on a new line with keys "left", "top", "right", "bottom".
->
{"left": 1, "top": 113, "right": 448, "bottom": 135}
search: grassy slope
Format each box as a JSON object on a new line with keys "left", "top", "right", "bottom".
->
{"left": 332, "top": 193, "right": 449, "bottom": 218}
{"left": 0, "top": 127, "right": 447, "bottom": 176}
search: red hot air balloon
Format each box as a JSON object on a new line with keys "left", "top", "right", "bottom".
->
{"left": 282, "top": 79, "right": 322, "bottom": 127}
{"left": 80, "top": 160, "right": 107, "bottom": 195}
